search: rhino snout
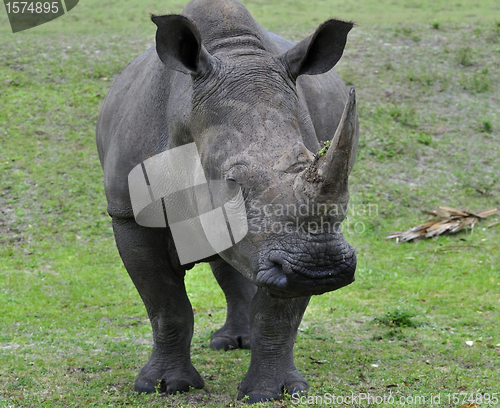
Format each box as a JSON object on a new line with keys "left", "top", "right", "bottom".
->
{"left": 255, "top": 248, "right": 356, "bottom": 298}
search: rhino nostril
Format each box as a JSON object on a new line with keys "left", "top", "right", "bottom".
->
{"left": 268, "top": 256, "right": 293, "bottom": 275}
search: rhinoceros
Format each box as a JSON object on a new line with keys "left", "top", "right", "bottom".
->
{"left": 96, "top": 0, "right": 358, "bottom": 403}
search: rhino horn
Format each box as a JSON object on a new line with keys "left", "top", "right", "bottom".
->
{"left": 294, "top": 87, "right": 357, "bottom": 203}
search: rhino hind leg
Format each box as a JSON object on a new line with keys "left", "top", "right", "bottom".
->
{"left": 112, "top": 218, "right": 204, "bottom": 394}
{"left": 237, "top": 289, "right": 310, "bottom": 403}
{"left": 209, "top": 261, "right": 257, "bottom": 351}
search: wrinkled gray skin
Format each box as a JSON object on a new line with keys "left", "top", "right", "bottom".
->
{"left": 96, "top": 0, "right": 358, "bottom": 403}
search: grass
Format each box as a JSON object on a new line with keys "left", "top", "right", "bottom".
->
{"left": 2, "top": 0, "right": 500, "bottom": 36}
{"left": 373, "top": 307, "right": 422, "bottom": 329}
{"left": 481, "top": 119, "right": 493, "bottom": 133}
{"left": 1, "top": 0, "right": 500, "bottom": 407}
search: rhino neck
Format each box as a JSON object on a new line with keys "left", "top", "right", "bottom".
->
{"left": 182, "top": 0, "right": 269, "bottom": 55}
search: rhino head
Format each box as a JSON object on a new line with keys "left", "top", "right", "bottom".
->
{"left": 151, "top": 12, "right": 357, "bottom": 298}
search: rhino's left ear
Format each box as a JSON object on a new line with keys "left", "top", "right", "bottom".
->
{"left": 151, "top": 14, "right": 215, "bottom": 75}
{"left": 280, "top": 19, "right": 353, "bottom": 80}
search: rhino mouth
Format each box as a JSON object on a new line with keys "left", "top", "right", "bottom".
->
{"left": 255, "top": 250, "right": 356, "bottom": 299}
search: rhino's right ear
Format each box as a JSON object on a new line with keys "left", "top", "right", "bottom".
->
{"left": 151, "top": 14, "right": 214, "bottom": 75}
{"left": 280, "top": 19, "right": 353, "bottom": 80}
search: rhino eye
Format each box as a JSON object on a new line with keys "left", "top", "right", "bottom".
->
{"left": 224, "top": 163, "right": 249, "bottom": 187}
{"left": 223, "top": 177, "right": 240, "bottom": 200}
{"left": 226, "top": 177, "right": 238, "bottom": 189}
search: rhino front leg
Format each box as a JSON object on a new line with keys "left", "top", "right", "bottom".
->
{"left": 237, "top": 288, "right": 310, "bottom": 403}
{"left": 210, "top": 260, "right": 257, "bottom": 351}
{"left": 112, "top": 218, "right": 204, "bottom": 394}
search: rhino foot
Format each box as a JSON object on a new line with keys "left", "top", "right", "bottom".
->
{"left": 237, "top": 369, "right": 309, "bottom": 403}
{"left": 210, "top": 326, "right": 251, "bottom": 351}
{"left": 135, "top": 359, "right": 204, "bottom": 394}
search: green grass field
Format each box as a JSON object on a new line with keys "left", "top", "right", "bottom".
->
{"left": 1, "top": 0, "right": 499, "bottom": 407}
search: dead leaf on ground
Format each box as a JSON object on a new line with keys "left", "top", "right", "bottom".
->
{"left": 488, "top": 219, "right": 499, "bottom": 228}
{"left": 387, "top": 207, "right": 498, "bottom": 242}
{"left": 309, "top": 356, "right": 328, "bottom": 364}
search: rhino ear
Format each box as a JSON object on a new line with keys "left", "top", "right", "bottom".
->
{"left": 281, "top": 19, "right": 353, "bottom": 80}
{"left": 151, "top": 14, "right": 214, "bottom": 75}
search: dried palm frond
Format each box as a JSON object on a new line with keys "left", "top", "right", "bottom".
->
{"left": 387, "top": 207, "right": 498, "bottom": 243}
